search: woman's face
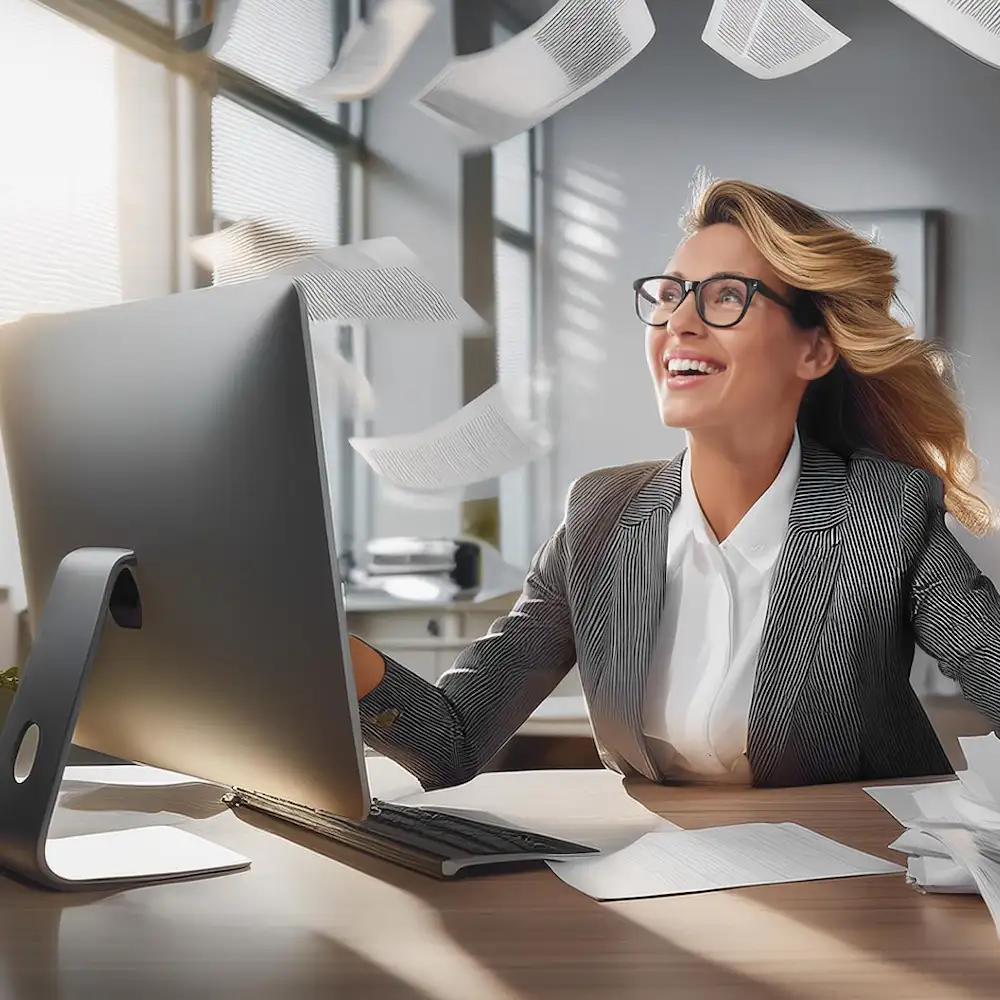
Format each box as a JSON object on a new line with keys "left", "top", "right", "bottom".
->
{"left": 644, "top": 223, "right": 834, "bottom": 434}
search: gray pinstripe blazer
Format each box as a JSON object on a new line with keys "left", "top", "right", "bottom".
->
{"left": 359, "top": 438, "right": 1000, "bottom": 790}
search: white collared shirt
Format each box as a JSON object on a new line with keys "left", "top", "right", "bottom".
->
{"left": 642, "top": 429, "right": 801, "bottom": 783}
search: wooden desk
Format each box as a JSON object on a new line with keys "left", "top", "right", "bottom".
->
{"left": 1, "top": 769, "right": 998, "bottom": 999}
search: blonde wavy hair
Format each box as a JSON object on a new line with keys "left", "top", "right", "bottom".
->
{"left": 681, "top": 175, "right": 995, "bottom": 536}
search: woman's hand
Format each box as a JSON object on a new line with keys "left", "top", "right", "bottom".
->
{"left": 348, "top": 635, "right": 386, "bottom": 699}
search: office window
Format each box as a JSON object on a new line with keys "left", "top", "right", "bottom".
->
{"left": 0, "top": 0, "right": 122, "bottom": 325}
{"left": 214, "top": 0, "right": 342, "bottom": 123}
{"left": 495, "top": 240, "right": 534, "bottom": 418}
{"left": 211, "top": 96, "right": 342, "bottom": 242}
{"left": 0, "top": 0, "right": 357, "bottom": 605}
{"left": 211, "top": 90, "right": 349, "bottom": 547}
{"left": 0, "top": 0, "right": 128, "bottom": 611}
{"left": 493, "top": 130, "right": 533, "bottom": 233}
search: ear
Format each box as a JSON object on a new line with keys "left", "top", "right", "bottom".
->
{"left": 798, "top": 327, "right": 838, "bottom": 381}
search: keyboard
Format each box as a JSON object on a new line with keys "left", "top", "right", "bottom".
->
{"left": 223, "top": 788, "right": 598, "bottom": 878}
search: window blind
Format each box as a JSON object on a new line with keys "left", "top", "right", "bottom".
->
{"left": 214, "top": 0, "right": 341, "bottom": 122}
{"left": 0, "top": 0, "right": 125, "bottom": 610}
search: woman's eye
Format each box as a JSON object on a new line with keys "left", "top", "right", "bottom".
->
{"left": 715, "top": 284, "right": 745, "bottom": 305}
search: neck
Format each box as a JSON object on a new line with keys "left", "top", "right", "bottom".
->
{"left": 686, "top": 423, "right": 796, "bottom": 542}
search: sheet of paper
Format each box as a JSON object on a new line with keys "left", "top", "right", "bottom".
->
{"left": 912, "top": 781, "right": 1000, "bottom": 831}
{"left": 350, "top": 384, "right": 551, "bottom": 492}
{"left": 863, "top": 781, "right": 953, "bottom": 826}
{"left": 206, "top": 0, "right": 242, "bottom": 56}
{"left": 956, "top": 765, "right": 998, "bottom": 808}
{"left": 413, "top": 0, "right": 655, "bottom": 149}
{"left": 958, "top": 733, "right": 1000, "bottom": 806}
{"left": 279, "top": 237, "right": 486, "bottom": 333}
{"left": 907, "top": 854, "right": 978, "bottom": 894}
{"left": 302, "top": 0, "right": 433, "bottom": 101}
{"left": 887, "top": 0, "right": 1000, "bottom": 71}
{"left": 546, "top": 822, "right": 902, "bottom": 901}
{"left": 701, "top": 0, "right": 849, "bottom": 80}
{"left": 175, "top": 0, "right": 242, "bottom": 56}
{"left": 918, "top": 827, "right": 1000, "bottom": 935}
{"left": 190, "top": 218, "right": 323, "bottom": 285}
{"left": 889, "top": 828, "right": 952, "bottom": 859}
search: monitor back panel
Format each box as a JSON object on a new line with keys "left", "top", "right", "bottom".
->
{"left": 0, "top": 279, "right": 369, "bottom": 818}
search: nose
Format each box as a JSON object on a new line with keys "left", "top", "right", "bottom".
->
{"left": 665, "top": 288, "right": 707, "bottom": 339}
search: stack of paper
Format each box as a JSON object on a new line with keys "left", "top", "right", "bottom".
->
{"left": 865, "top": 733, "right": 1000, "bottom": 934}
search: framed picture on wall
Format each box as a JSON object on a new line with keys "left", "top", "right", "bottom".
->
{"left": 836, "top": 209, "right": 943, "bottom": 341}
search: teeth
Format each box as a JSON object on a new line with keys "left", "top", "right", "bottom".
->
{"left": 666, "top": 358, "right": 724, "bottom": 375}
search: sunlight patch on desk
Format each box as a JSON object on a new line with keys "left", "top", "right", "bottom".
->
{"left": 609, "top": 889, "right": 980, "bottom": 999}
{"left": 87, "top": 817, "right": 527, "bottom": 1000}
{"left": 327, "top": 909, "right": 527, "bottom": 1000}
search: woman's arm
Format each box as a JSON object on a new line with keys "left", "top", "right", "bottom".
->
{"left": 355, "top": 520, "right": 577, "bottom": 790}
{"left": 905, "top": 468, "right": 1000, "bottom": 728}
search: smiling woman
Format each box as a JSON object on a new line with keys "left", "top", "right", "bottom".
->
{"left": 656, "top": 179, "right": 993, "bottom": 539}
{"left": 348, "top": 176, "right": 1000, "bottom": 796}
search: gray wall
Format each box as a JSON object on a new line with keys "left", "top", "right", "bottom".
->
{"left": 362, "top": 0, "right": 464, "bottom": 543}
{"left": 362, "top": 0, "right": 497, "bottom": 548}
{"left": 538, "top": 0, "right": 1000, "bottom": 580}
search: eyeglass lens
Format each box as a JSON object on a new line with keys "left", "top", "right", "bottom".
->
{"left": 636, "top": 276, "right": 750, "bottom": 327}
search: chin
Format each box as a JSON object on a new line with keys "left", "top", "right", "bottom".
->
{"left": 659, "top": 400, "right": 706, "bottom": 430}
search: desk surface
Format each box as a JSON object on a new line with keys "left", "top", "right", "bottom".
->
{"left": 3, "top": 766, "right": 998, "bottom": 1000}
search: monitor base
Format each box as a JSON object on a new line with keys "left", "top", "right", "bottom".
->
{"left": 0, "top": 548, "right": 249, "bottom": 891}
{"left": 43, "top": 825, "right": 249, "bottom": 890}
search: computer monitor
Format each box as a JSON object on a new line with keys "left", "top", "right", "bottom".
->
{"left": 0, "top": 277, "right": 370, "bottom": 888}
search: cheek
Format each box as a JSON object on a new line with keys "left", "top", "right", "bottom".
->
{"left": 645, "top": 327, "right": 666, "bottom": 376}
{"left": 728, "top": 332, "right": 800, "bottom": 394}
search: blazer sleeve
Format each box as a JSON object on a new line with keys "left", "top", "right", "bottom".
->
{"left": 357, "top": 519, "right": 577, "bottom": 790}
{"left": 905, "top": 467, "right": 1000, "bottom": 729}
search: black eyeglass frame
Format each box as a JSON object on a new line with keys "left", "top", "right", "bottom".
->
{"left": 632, "top": 273, "right": 802, "bottom": 330}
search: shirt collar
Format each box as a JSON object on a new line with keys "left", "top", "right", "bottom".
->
{"left": 674, "top": 427, "right": 802, "bottom": 570}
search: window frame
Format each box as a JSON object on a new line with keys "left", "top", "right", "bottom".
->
{"left": 490, "top": 11, "right": 545, "bottom": 568}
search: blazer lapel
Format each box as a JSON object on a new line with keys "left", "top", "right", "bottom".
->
{"left": 591, "top": 456, "right": 683, "bottom": 781}
{"left": 748, "top": 440, "right": 847, "bottom": 786}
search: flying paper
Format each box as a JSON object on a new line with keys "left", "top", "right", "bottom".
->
{"left": 701, "top": 0, "right": 849, "bottom": 79}
{"left": 175, "top": 0, "right": 242, "bottom": 56}
{"left": 413, "top": 0, "right": 655, "bottom": 149}
{"left": 350, "top": 384, "right": 551, "bottom": 492}
{"left": 189, "top": 218, "right": 322, "bottom": 285}
{"left": 302, "top": 0, "right": 434, "bottom": 101}
{"left": 277, "top": 237, "right": 487, "bottom": 333}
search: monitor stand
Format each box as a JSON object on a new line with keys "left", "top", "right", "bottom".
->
{"left": 0, "top": 548, "right": 249, "bottom": 891}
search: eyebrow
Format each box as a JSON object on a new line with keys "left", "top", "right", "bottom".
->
{"left": 664, "top": 270, "right": 751, "bottom": 280}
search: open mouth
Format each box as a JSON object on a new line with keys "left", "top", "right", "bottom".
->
{"left": 664, "top": 358, "right": 726, "bottom": 384}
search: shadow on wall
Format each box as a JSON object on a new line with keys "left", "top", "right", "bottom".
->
{"left": 553, "top": 162, "right": 626, "bottom": 398}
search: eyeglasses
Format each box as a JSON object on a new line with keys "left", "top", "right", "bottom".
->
{"left": 632, "top": 273, "right": 799, "bottom": 329}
